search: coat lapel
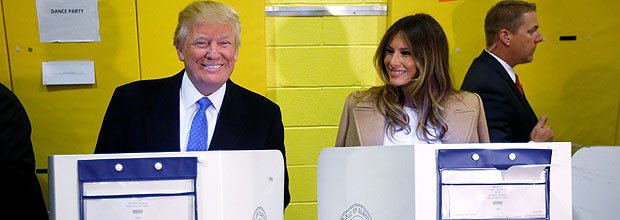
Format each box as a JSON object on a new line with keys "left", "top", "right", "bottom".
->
{"left": 350, "top": 92, "right": 482, "bottom": 144}
{"left": 209, "top": 80, "right": 246, "bottom": 150}
{"left": 481, "top": 52, "right": 536, "bottom": 118}
{"left": 353, "top": 101, "right": 385, "bottom": 146}
{"left": 144, "top": 71, "right": 183, "bottom": 152}
{"left": 441, "top": 101, "right": 476, "bottom": 143}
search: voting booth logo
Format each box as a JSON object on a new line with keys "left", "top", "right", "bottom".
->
{"left": 340, "top": 203, "right": 372, "bottom": 220}
{"left": 252, "top": 206, "right": 268, "bottom": 220}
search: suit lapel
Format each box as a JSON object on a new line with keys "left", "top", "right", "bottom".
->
{"left": 481, "top": 52, "right": 536, "bottom": 118}
{"left": 353, "top": 101, "right": 385, "bottom": 146}
{"left": 210, "top": 80, "right": 246, "bottom": 150}
{"left": 144, "top": 71, "right": 184, "bottom": 151}
{"left": 481, "top": 52, "right": 523, "bottom": 99}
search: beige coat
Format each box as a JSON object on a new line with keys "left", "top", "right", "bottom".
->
{"left": 335, "top": 91, "right": 490, "bottom": 146}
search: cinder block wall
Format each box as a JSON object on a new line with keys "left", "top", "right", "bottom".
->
{"left": 265, "top": 0, "right": 386, "bottom": 219}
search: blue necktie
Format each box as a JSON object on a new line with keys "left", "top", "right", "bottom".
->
{"left": 187, "top": 97, "right": 212, "bottom": 151}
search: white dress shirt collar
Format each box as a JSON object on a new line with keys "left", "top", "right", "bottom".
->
{"left": 485, "top": 49, "right": 517, "bottom": 84}
{"left": 180, "top": 72, "right": 226, "bottom": 112}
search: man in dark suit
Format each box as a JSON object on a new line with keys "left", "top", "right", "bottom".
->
{"left": 461, "top": 0, "right": 553, "bottom": 143}
{"left": 0, "top": 83, "right": 48, "bottom": 219}
{"left": 95, "top": 1, "right": 290, "bottom": 208}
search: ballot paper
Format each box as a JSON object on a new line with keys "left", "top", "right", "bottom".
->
{"left": 438, "top": 149, "right": 551, "bottom": 220}
{"left": 84, "top": 196, "right": 194, "bottom": 220}
{"left": 442, "top": 178, "right": 547, "bottom": 219}
{"left": 78, "top": 157, "right": 198, "bottom": 220}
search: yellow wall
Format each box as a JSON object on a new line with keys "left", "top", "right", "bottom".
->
{"left": 3, "top": 0, "right": 142, "bottom": 207}
{"left": 0, "top": 1, "right": 10, "bottom": 88}
{"left": 1, "top": 0, "right": 619, "bottom": 218}
{"left": 265, "top": 0, "right": 386, "bottom": 219}
{"left": 267, "top": 0, "right": 620, "bottom": 218}
{"left": 136, "top": 0, "right": 266, "bottom": 94}
{"left": 1, "top": 0, "right": 265, "bottom": 210}
{"left": 391, "top": 0, "right": 620, "bottom": 147}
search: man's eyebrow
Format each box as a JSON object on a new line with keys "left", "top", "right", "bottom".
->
{"left": 218, "top": 34, "right": 231, "bottom": 40}
{"left": 189, "top": 35, "right": 208, "bottom": 42}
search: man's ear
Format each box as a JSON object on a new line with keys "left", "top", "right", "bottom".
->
{"left": 176, "top": 44, "right": 185, "bottom": 61}
{"left": 233, "top": 48, "right": 239, "bottom": 62}
{"left": 499, "top": 29, "right": 511, "bottom": 46}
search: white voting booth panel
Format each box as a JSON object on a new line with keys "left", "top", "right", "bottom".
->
{"left": 572, "top": 146, "right": 620, "bottom": 220}
{"left": 49, "top": 150, "right": 284, "bottom": 220}
{"left": 318, "top": 143, "right": 572, "bottom": 220}
{"left": 318, "top": 146, "right": 416, "bottom": 219}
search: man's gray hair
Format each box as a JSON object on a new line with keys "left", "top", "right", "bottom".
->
{"left": 173, "top": 1, "right": 241, "bottom": 48}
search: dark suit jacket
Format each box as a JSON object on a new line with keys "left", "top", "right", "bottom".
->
{"left": 460, "top": 51, "right": 538, "bottom": 142}
{"left": 0, "top": 83, "right": 48, "bottom": 219}
{"left": 95, "top": 70, "right": 290, "bottom": 208}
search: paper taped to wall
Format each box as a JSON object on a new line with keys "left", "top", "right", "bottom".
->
{"left": 36, "top": 0, "right": 100, "bottom": 42}
{"left": 42, "top": 60, "right": 95, "bottom": 85}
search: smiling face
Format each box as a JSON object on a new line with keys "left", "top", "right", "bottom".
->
{"left": 384, "top": 33, "right": 418, "bottom": 87}
{"left": 509, "top": 11, "right": 543, "bottom": 66}
{"left": 176, "top": 22, "right": 238, "bottom": 96}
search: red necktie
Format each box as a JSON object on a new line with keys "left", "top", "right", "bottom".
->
{"left": 515, "top": 74, "right": 524, "bottom": 96}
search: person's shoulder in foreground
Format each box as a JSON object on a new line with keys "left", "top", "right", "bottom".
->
{"left": 0, "top": 83, "right": 48, "bottom": 219}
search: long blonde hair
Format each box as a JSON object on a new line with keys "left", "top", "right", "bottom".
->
{"left": 358, "top": 14, "right": 455, "bottom": 142}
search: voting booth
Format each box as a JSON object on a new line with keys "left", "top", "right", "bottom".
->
{"left": 48, "top": 150, "right": 285, "bottom": 220}
{"left": 572, "top": 146, "right": 620, "bottom": 219}
{"left": 317, "top": 143, "right": 572, "bottom": 220}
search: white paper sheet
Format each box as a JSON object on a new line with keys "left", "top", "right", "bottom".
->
{"left": 82, "top": 179, "right": 195, "bottom": 196}
{"left": 84, "top": 196, "right": 194, "bottom": 220}
{"left": 442, "top": 184, "right": 547, "bottom": 219}
{"left": 42, "top": 60, "right": 95, "bottom": 85}
{"left": 441, "top": 165, "right": 549, "bottom": 184}
{"left": 505, "top": 164, "right": 550, "bottom": 182}
{"left": 36, "top": 0, "right": 100, "bottom": 42}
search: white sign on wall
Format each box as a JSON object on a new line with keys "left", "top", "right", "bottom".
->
{"left": 36, "top": 0, "right": 100, "bottom": 42}
{"left": 42, "top": 60, "right": 95, "bottom": 85}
